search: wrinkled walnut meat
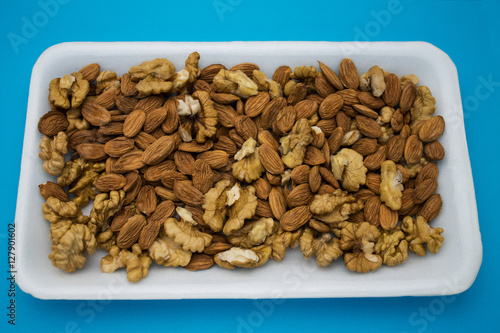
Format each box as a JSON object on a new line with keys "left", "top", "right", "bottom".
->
{"left": 101, "top": 244, "right": 152, "bottom": 282}
{"left": 38, "top": 53, "right": 446, "bottom": 281}
{"left": 39, "top": 132, "right": 68, "bottom": 176}
{"left": 49, "top": 72, "right": 90, "bottom": 109}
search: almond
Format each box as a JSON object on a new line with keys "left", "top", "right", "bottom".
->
{"left": 315, "top": 119, "right": 337, "bottom": 136}
{"left": 214, "top": 103, "right": 238, "bottom": 128}
{"left": 254, "top": 178, "right": 271, "bottom": 200}
{"left": 178, "top": 140, "right": 214, "bottom": 153}
{"left": 291, "top": 165, "right": 311, "bottom": 184}
{"left": 356, "top": 115, "right": 383, "bottom": 138}
{"left": 98, "top": 122, "right": 123, "bottom": 136}
{"left": 364, "top": 145, "right": 387, "bottom": 171}
{"left": 136, "top": 185, "right": 157, "bottom": 216}
{"left": 309, "top": 219, "right": 331, "bottom": 233}
{"left": 245, "top": 92, "right": 270, "bottom": 117}
{"left": 352, "top": 104, "right": 378, "bottom": 119}
{"left": 315, "top": 75, "right": 336, "bottom": 98}
{"left": 319, "top": 167, "right": 340, "bottom": 188}
{"left": 123, "top": 110, "right": 146, "bottom": 137}
{"left": 273, "top": 106, "right": 296, "bottom": 135}
{"left": 259, "top": 144, "right": 285, "bottom": 175}
{"left": 364, "top": 196, "right": 381, "bottom": 226}
{"left": 391, "top": 109, "right": 404, "bottom": 132}
{"left": 123, "top": 174, "right": 142, "bottom": 205}
{"left": 399, "top": 188, "right": 415, "bottom": 216}
{"left": 318, "top": 184, "right": 336, "bottom": 195}
{"left": 116, "top": 96, "right": 138, "bottom": 113}
{"left": 418, "top": 116, "right": 445, "bottom": 142}
{"left": 184, "top": 253, "right": 214, "bottom": 271}
{"left": 148, "top": 200, "right": 176, "bottom": 226}
{"left": 255, "top": 198, "right": 273, "bottom": 218}
{"left": 303, "top": 146, "right": 326, "bottom": 165}
{"left": 386, "top": 135, "right": 405, "bottom": 162}
{"left": 230, "top": 63, "right": 259, "bottom": 77}
{"left": 68, "top": 129, "right": 98, "bottom": 149}
{"left": 311, "top": 128, "right": 325, "bottom": 148}
{"left": 38, "top": 111, "right": 69, "bottom": 136}
{"left": 211, "top": 92, "right": 239, "bottom": 105}
{"left": 110, "top": 207, "right": 135, "bottom": 232}
{"left": 397, "top": 164, "right": 410, "bottom": 184}
{"left": 287, "top": 82, "right": 307, "bottom": 105}
{"left": 399, "top": 81, "right": 417, "bottom": 113}
{"left": 142, "top": 134, "right": 181, "bottom": 165}
{"left": 160, "top": 170, "right": 189, "bottom": 190}
{"left": 258, "top": 131, "right": 280, "bottom": 151}
{"left": 354, "top": 189, "right": 375, "bottom": 202}
{"left": 357, "top": 91, "right": 385, "bottom": 110}
{"left": 234, "top": 115, "right": 258, "bottom": 140}
{"left": 338, "top": 58, "right": 359, "bottom": 89}
{"left": 133, "top": 131, "right": 156, "bottom": 150}
{"left": 120, "top": 73, "right": 138, "bottom": 96}
{"left": 142, "top": 160, "right": 176, "bottom": 182}
{"left": 203, "top": 241, "right": 233, "bottom": 255}
{"left": 123, "top": 170, "right": 140, "bottom": 192}
{"left": 365, "top": 173, "right": 381, "bottom": 195}
{"left": 229, "top": 129, "right": 245, "bottom": 146}
{"left": 134, "top": 95, "right": 164, "bottom": 113}
{"left": 308, "top": 165, "right": 322, "bottom": 193}
{"left": 78, "top": 63, "right": 100, "bottom": 82}
{"left": 404, "top": 135, "right": 423, "bottom": 164}
{"left": 39, "top": 181, "right": 69, "bottom": 202}
{"left": 327, "top": 127, "right": 344, "bottom": 153}
{"left": 260, "top": 97, "right": 287, "bottom": 129}
{"left": 336, "top": 111, "right": 351, "bottom": 133}
{"left": 318, "top": 61, "right": 343, "bottom": 90}
{"left": 319, "top": 94, "right": 343, "bottom": 119}
{"left": 81, "top": 101, "right": 111, "bottom": 126}
{"left": 272, "top": 66, "right": 292, "bottom": 88}
{"left": 424, "top": 141, "right": 445, "bottom": 161}
{"left": 379, "top": 204, "right": 398, "bottom": 231}
{"left": 94, "top": 87, "right": 119, "bottom": 109}
{"left": 213, "top": 135, "right": 238, "bottom": 156}
{"left": 144, "top": 107, "right": 168, "bottom": 133}
{"left": 196, "top": 150, "right": 229, "bottom": 169}
{"left": 76, "top": 143, "right": 107, "bottom": 161}
{"left": 411, "top": 121, "right": 425, "bottom": 136}
{"left": 382, "top": 73, "right": 401, "bottom": 107}
{"left": 160, "top": 99, "right": 179, "bottom": 135}
{"left": 336, "top": 89, "right": 360, "bottom": 105}
{"left": 155, "top": 186, "right": 179, "bottom": 202}
{"left": 280, "top": 205, "right": 313, "bottom": 231}
{"left": 295, "top": 100, "right": 319, "bottom": 120}
{"left": 95, "top": 173, "right": 127, "bottom": 192}
{"left": 416, "top": 163, "right": 439, "bottom": 186}
{"left": 200, "top": 64, "right": 226, "bottom": 82}
{"left": 269, "top": 187, "right": 287, "bottom": 220}
{"left": 138, "top": 221, "right": 162, "bottom": 250}
{"left": 413, "top": 178, "right": 438, "bottom": 204}
{"left": 418, "top": 193, "right": 442, "bottom": 223}
{"left": 173, "top": 151, "right": 195, "bottom": 175}
{"left": 138, "top": 201, "right": 176, "bottom": 250}
{"left": 104, "top": 137, "right": 134, "bottom": 157}
{"left": 352, "top": 138, "right": 378, "bottom": 156}
{"left": 192, "top": 159, "right": 214, "bottom": 194}
{"left": 400, "top": 124, "right": 411, "bottom": 139}
{"left": 286, "top": 183, "right": 313, "bottom": 208}
{"left": 116, "top": 215, "right": 146, "bottom": 249}
{"left": 173, "top": 180, "right": 205, "bottom": 206}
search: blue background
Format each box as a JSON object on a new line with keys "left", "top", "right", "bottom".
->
{"left": 1, "top": 0, "right": 499, "bottom": 332}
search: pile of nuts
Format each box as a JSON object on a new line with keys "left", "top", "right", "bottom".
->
{"left": 38, "top": 52, "right": 445, "bottom": 282}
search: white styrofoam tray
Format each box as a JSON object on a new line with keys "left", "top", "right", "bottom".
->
{"left": 16, "top": 42, "right": 482, "bottom": 299}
